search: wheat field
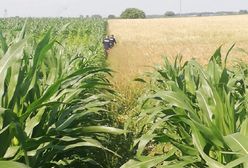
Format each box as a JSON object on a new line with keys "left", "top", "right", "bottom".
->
{"left": 108, "top": 15, "right": 248, "bottom": 86}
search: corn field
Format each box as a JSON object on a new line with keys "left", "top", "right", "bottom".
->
{"left": 0, "top": 18, "right": 127, "bottom": 168}
{"left": 1, "top": 18, "right": 248, "bottom": 168}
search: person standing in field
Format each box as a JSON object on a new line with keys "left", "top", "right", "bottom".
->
{"left": 103, "top": 35, "right": 110, "bottom": 56}
{"left": 109, "top": 35, "right": 117, "bottom": 48}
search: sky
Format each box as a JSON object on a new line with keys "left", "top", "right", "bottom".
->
{"left": 0, "top": 0, "right": 248, "bottom": 17}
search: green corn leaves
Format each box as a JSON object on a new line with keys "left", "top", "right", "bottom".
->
{"left": 0, "top": 18, "right": 125, "bottom": 167}
{"left": 0, "top": 32, "right": 8, "bottom": 54}
{"left": 0, "top": 39, "right": 26, "bottom": 104}
{"left": 0, "top": 161, "right": 29, "bottom": 168}
{"left": 123, "top": 45, "right": 248, "bottom": 167}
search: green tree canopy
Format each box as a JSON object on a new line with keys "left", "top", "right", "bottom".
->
{"left": 120, "top": 8, "right": 146, "bottom": 19}
{"left": 164, "top": 11, "right": 176, "bottom": 17}
{"left": 108, "top": 14, "right": 116, "bottom": 19}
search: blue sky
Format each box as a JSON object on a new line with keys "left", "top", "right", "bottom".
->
{"left": 0, "top": 0, "right": 248, "bottom": 17}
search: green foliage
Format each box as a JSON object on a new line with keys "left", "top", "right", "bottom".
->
{"left": 122, "top": 46, "right": 248, "bottom": 167}
{"left": 3, "top": 17, "right": 248, "bottom": 168}
{"left": 120, "top": 8, "right": 146, "bottom": 19}
{"left": 164, "top": 11, "right": 176, "bottom": 17}
{"left": 0, "top": 18, "right": 126, "bottom": 168}
{"left": 0, "top": 161, "right": 29, "bottom": 168}
{"left": 108, "top": 15, "right": 116, "bottom": 19}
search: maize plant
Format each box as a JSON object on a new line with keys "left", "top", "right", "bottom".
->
{"left": 122, "top": 45, "right": 248, "bottom": 168}
{"left": 0, "top": 18, "right": 125, "bottom": 168}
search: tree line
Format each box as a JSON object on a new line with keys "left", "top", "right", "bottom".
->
{"left": 79, "top": 8, "right": 248, "bottom": 19}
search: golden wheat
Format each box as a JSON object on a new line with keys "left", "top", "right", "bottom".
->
{"left": 108, "top": 15, "right": 248, "bottom": 85}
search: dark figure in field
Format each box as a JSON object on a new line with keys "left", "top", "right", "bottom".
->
{"left": 103, "top": 36, "right": 110, "bottom": 56}
{"left": 109, "top": 35, "right": 117, "bottom": 48}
